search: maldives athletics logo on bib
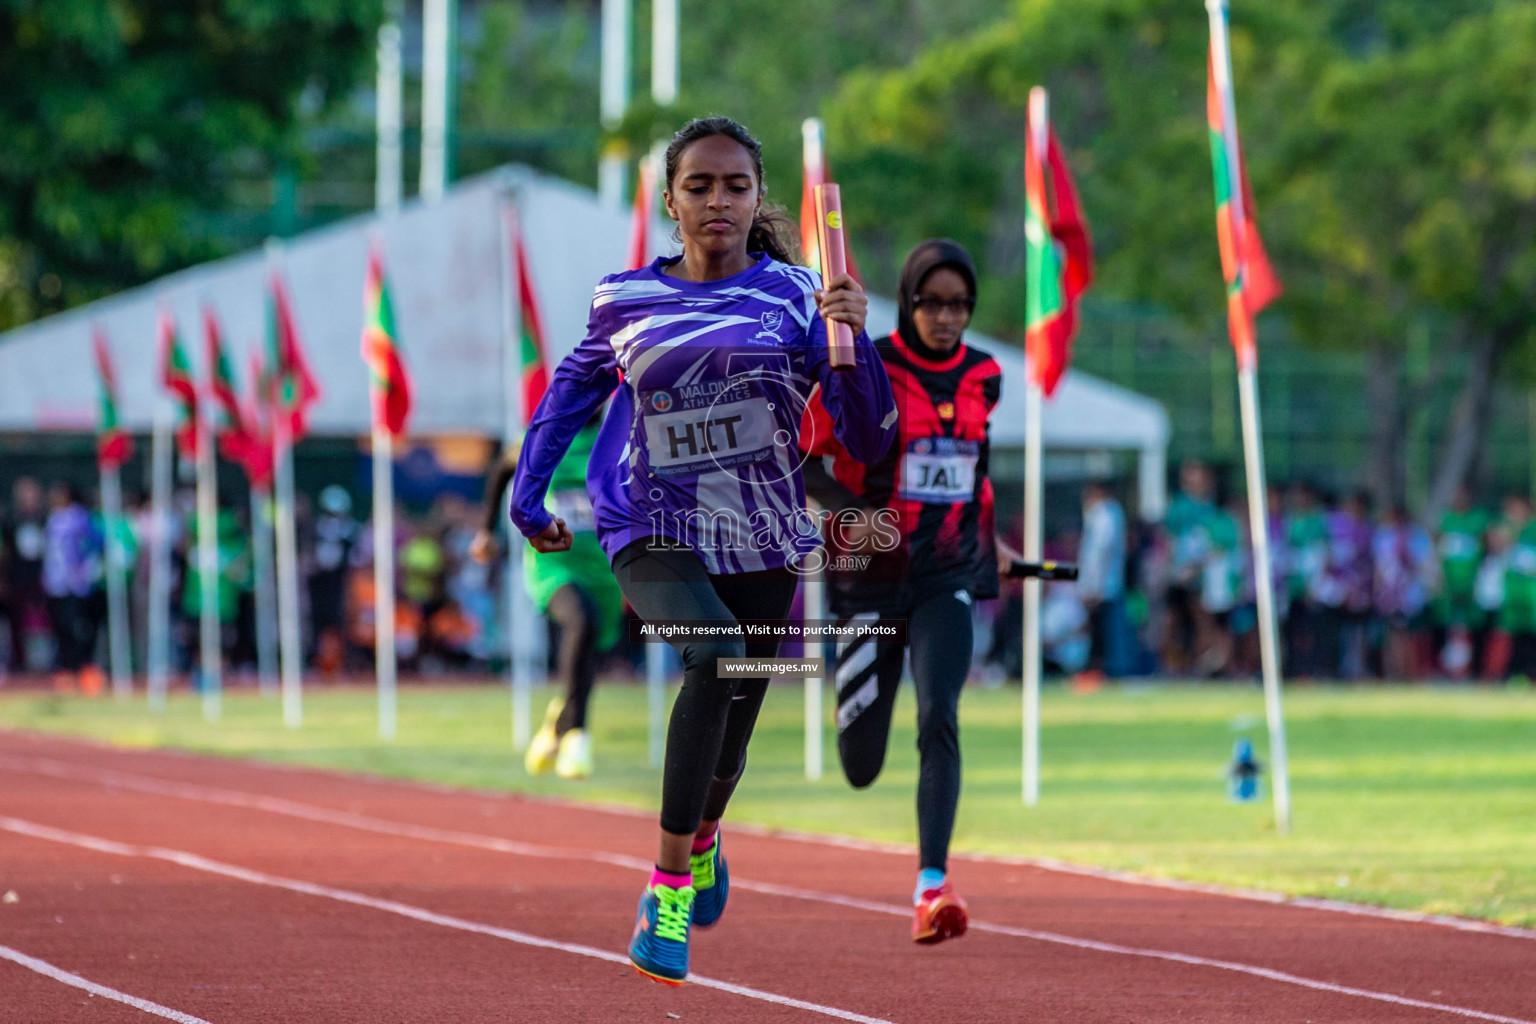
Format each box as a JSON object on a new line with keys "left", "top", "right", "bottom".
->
{"left": 649, "top": 390, "right": 674, "bottom": 413}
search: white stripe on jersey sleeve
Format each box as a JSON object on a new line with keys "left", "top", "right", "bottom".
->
{"left": 765, "top": 264, "right": 821, "bottom": 330}
{"left": 612, "top": 313, "right": 756, "bottom": 372}
{"left": 592, "top": 278, "right": 677, "bottom": 308}
{"left": 717, "top": 286, "right": 811, "bottom": 330}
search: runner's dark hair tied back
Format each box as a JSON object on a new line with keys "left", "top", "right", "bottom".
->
{"left": 663, "top": 117, "right": 801, "bottom": 266}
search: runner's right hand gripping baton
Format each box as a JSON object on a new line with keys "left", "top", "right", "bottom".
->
{"left": 1007, "top": 560, "right": 1079, "bottom": 581}
{"left": 814, "top": 183, "right": 857, "bottom": 370}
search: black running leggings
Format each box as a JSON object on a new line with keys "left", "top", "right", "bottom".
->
{"left": 612, "top": 540, "right": 798, "bottom": 837}
{"left": 833, "top": 589, "right": 972, "bottom": 872}
{"left": 546, "top": 584, "right": 599, "bottom": 734}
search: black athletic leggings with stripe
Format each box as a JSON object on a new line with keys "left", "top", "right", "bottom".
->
{"left": 612, "top": 539, "right": 798, "bottom": 837}
{"left": 833, "top": 588, "right": 973, "bottom": 872}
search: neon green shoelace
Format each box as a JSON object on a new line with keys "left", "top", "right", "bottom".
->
{"left": 689, "top": 840, "right": 716, "bottom": 890}
{"left": 653, "top": 885, "right": 694, "bottom": 943}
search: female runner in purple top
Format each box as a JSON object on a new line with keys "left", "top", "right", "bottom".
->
{"left": 510, "top": 117, "right": 896, "bottom": 985}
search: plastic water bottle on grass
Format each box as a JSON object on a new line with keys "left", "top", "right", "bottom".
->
{"left": 1227, "top": 737, "right": 1261, "bottom": 803}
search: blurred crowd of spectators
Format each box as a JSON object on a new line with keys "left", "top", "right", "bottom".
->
{"left": 0, "top": 476, "right": 540, "bottom": 688}
{"left": 5, "top": 460, "right": 1534, "bottom": 689}
{"left": 987, "top": 461, "right": 1536, "bottom": 684}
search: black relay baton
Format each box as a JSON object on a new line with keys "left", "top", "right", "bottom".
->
{"left": 1007, "top": 559, "right": 1079, "bottom": 581}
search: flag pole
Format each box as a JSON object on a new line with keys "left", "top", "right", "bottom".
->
{"left": 147, "top": 406, "right": 173, "bottom": 712}
{"left": 651, "top": 0, "right": 678, "bottom": 106}
{"left": 801, "top": 118, "right": 826, "bottom": 273}
{"left": 598, "top": 0, "right": 632, "bottom": 209}
{"left": 375, "top": 14, "right": 403, "bottom": 214}
{"left": 372, "top": 428, "right": 398, "bottom": 740}
{"left": 803, "top": 561, "right": 824, "bottom": 782}
{"left": 627, "top": 150, "right": 667, "bottom": 769}
{"left": 1022, "top": 86, "right": 1049, "bottom": 807}
{"left": 266, "top": 242, "right": 306, "bottom": 730}
{"left": 1207, "top": 0, "right": 1290, "bottom": 834}
{"left": 644, "top": 644, "right": 665, "bottom": 767}
{"left": 251, "top": 485, "right": 279, "bottom": 697}
{"left": 194, "top": 400, "right": 222, "bottom": 722}
{"left": 273, "top": 397, "right": 304, "bottom": 729}
{"left": 1023, "top": 382, "right": 1044, "bottom": 805}
{"left": 498, "top": 196, "right": 534, "bottom": 751}
{"left": 419, "top": 0, "right": 453, "bottom": 203}
{"left": 99, "top": 461, "right": 132, "bottom": 700}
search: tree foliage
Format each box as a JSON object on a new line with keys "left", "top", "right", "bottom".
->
{"left": 459, "top": 0, "right": 600, "bottom": 185}
{"left": 0, "top": 0, "right": 383, "bottom": 330}
{"left": 823, "top": 0, "right": 1536, "bottom": 505}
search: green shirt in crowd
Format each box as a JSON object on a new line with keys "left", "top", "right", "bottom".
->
{"left": 1436, "top": 508, "right": 1489, "bottom": 627}
{"left": 1503, "top": 519, "right": 1536, "bottom": 634}
{"left": 1286, "top": 511, "right": 1329, "bottom": 603}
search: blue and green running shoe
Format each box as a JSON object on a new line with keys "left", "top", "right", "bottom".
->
{"left": 690, "top": 831, "right": 729, "bottom": 928}
{"left": 628, "top": 883, "right": 695, "bottom": 985}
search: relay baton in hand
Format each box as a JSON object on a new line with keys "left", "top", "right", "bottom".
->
{"left": 1007, "top": 559, "right": 1079, "bottom": 581}
{"left": 814, "top": 183, "right": 857, "bottom": 370}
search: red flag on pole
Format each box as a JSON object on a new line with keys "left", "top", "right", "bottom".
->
{"left": 265, "top": 274, "right": 321, "bottom": 439}
{"left": 159, "top": 310, "right": 200, "bottom": 459}
{"left": 1207, "top": 48, "right": 1281, "bottom": 369}
{"left": 1024, "top": 105, "right": 1095, "bottom": 399}
{"left": 242, "top": 351, "right": 275, "bottom": 490}
{"left": 204, "top": 307, "right": 253, "bottom": 467}
{"left": 362, "top": 241, "right": 414, "bottom": 438}
{"left": 92, "top": 326, "right": 133, "bottom": 469}
{"left": 628, "top": 154, "right": 656, "bottom": 271}
{"left": 510, "top": 218, "right": 550, "bottom": 425}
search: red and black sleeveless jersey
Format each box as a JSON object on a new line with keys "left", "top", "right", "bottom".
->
{"left": 802, "top": 332, "right": 1001, "bottom": 614}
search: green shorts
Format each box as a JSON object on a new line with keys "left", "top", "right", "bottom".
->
{"left": 524, "top": 535, "right": 624, "bottom": 652}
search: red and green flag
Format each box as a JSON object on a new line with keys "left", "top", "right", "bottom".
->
{"left": 158, "top": 310, "right": 200, "bottom": 458}
{"left": 265, "top": 273, "right": 321, "bottom": 439}
{"left": 1024, "top": 100, "right": 1094, "bottom": 399}
{"left": 511, "top": 215, "right": 550, "bottom": 426}
{"left": 92, "top": 326, "right": 132, "bottom": 469}
{"left": 628, "top": 154, "right": 656, "bottom": 271}
{"left": 361, "top": 242, "right": 413, "bottom": 438}
{"left": 204, "top": 307, "right": 252, "bottom": 466}
{"left": 1206, "top": 42, "right": 1281, "bottom": 370}
{"left": 243, "top": 352, "right": 275, "bottom": 490}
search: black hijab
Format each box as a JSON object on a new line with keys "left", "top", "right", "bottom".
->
{"left": 895, "top": 238, "right": 978, "bottom": 358}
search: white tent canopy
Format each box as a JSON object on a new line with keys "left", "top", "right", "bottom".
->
{"left": 0, "top": 166, "right": 1167, "bottom": 515}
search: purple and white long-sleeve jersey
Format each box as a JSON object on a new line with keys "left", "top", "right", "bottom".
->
{"left": 511, "top": 254, "right": 897, "bottom": 574}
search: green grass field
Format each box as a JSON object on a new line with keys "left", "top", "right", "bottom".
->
{"left": 1, "top": 681, "right": 1531, "bottom": 927}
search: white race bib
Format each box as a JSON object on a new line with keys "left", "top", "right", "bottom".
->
{"left": 641, "top": 381, "right": 777, "bottom": 478}
{"left": 549, "top": 489, "right": 595, "bottom": 533}
{"left": 900, "top": 437, "right": 978, "bottom": 504}
{"left": 15, "top": 523, "right": 43, "bottom": 560}
{"left": 1513, "top": 545, "right": 1536, "bottom": 575}
{"left": 1440, "top": 533, "right": 1476, "bottom": 559}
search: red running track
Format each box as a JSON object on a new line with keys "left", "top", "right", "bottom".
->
{"left": 0, "top": 729, "right": 1533, "bottom": 1024}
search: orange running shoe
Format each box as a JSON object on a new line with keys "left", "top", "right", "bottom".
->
{"left": 912, "top": 882, "right": 968, "bottom": 944}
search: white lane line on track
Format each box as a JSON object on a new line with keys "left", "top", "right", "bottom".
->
{"left": 0, "top": 816, "right": 897, "bottom": 1024}
{"left": 754, "top": 824, "right": 1536, "bottom": 942}
{"left": 2, "top": 767, "right": 1532, "bottom": 1024}
{"left": 6, "top": 744, "right": 1531, "bottom": 944}
{"left": 0, "top": 943, "right": 215, "bottom": 1024}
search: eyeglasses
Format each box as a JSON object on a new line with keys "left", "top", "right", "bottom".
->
{"left": 912, "top": 296, "right": 976, "bottom": 316}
